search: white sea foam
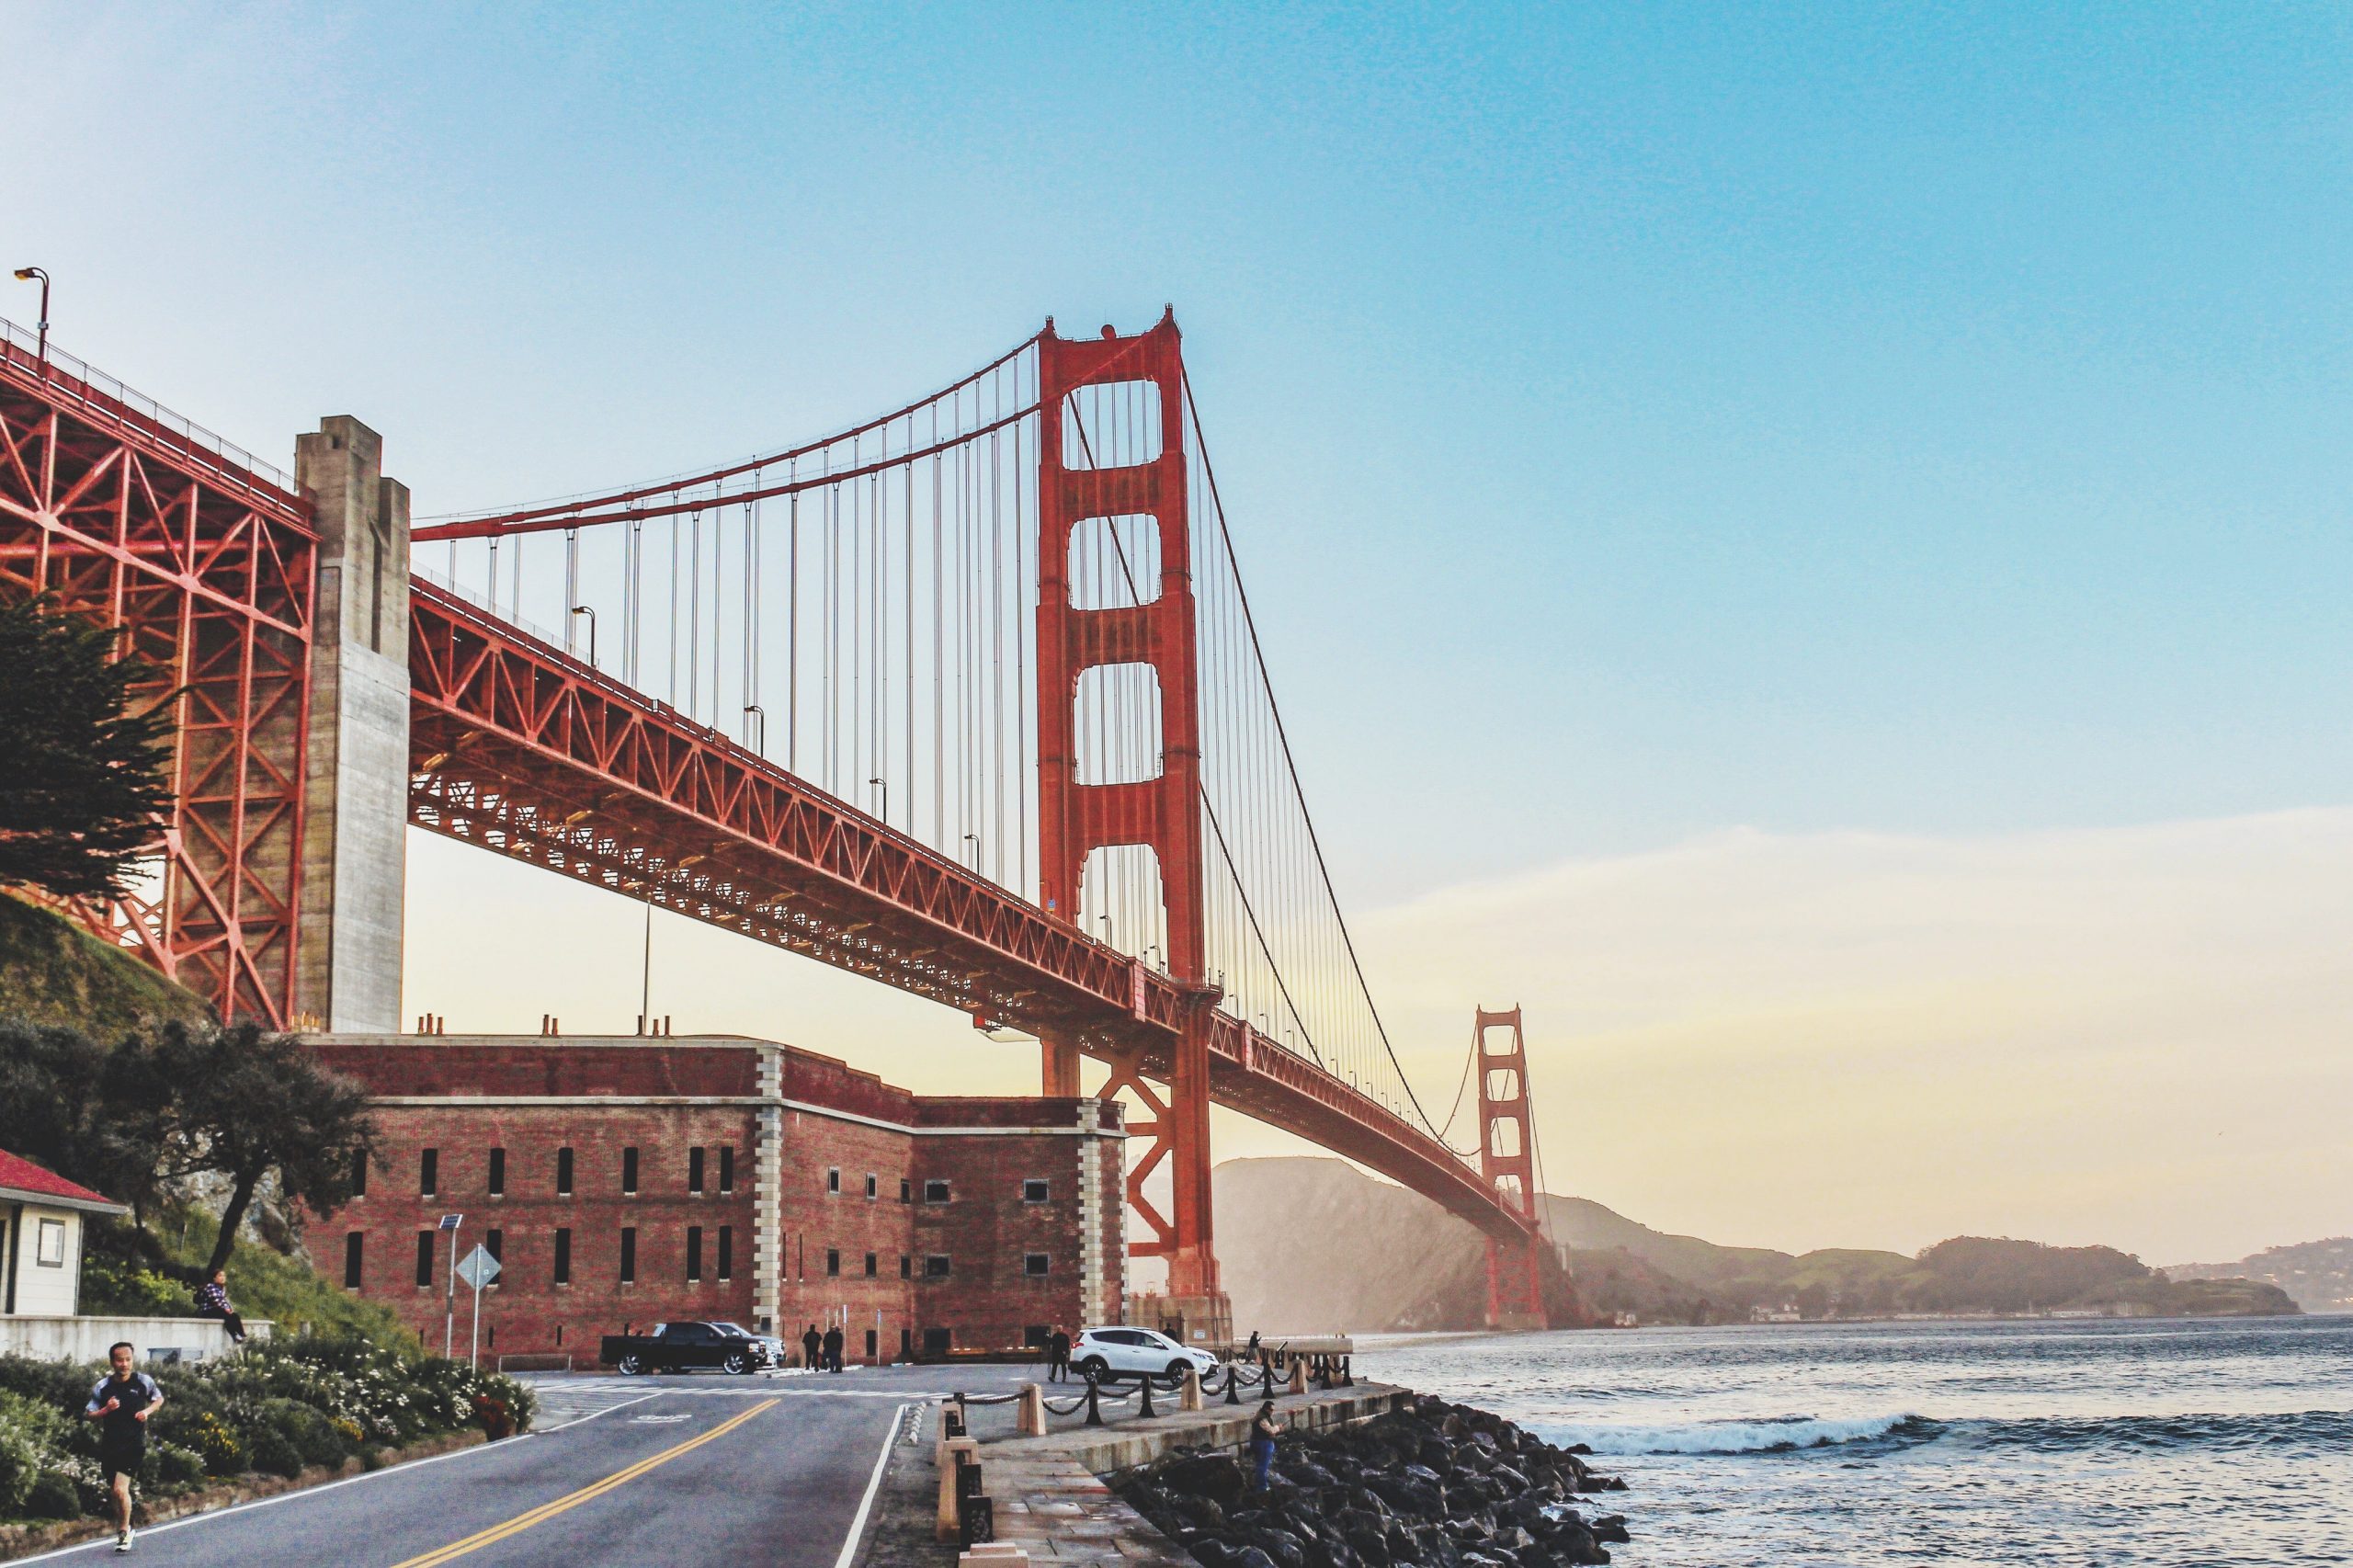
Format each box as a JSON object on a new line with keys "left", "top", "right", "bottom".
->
{"left": 1541, "top": 1413, "right": 1927, "bottom": 1455}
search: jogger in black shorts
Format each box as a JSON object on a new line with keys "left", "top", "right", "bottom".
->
{"left": 85, "top": 1343, "right": 164, "bottom": 1553}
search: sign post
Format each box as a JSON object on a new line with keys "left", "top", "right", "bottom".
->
{"left": 438, "top": 1214, "right": 464, "bottom": 1359}
{"left": 455, "top": 1244, "right": 503, "bottom": 1369}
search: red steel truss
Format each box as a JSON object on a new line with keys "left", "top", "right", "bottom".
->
{"left": 0, "top": 335, "right": 314, "bottom": 1026}
{"left": 1475, "top": 1006, "right": 1549, "bottom": 1327}
{"left": 407, "top": 578, "right": 1533, "bottom": 1243}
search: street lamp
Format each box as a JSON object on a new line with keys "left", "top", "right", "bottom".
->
{"left": 10, "top": 267, "right": 50, "bottom": 364}
{"left": 868, "top": 777, "right": 888, "bottom": 824}
{"left": 961, "top": 832, "right": 980, "bottom": 869}
{"left": 568, "top": 604, "right": 597, "bottom": 667}
{"left": 744, "top": 703, "right": 765, "bottom": 754}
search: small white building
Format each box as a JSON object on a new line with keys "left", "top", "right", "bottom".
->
{"left": 1, "top": 1148, "right": 129, "bottom": 1319}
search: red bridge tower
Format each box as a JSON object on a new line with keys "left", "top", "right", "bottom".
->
{"left": 1477, "top": 1006, "right": 1549, "bottom": 1330}
{"left": 1033, "top": 312, "right": 1228, "bottom": 1341}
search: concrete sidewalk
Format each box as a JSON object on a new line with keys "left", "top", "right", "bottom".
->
{"left": 961, "top": 1384, "right": 1407, "bottom": 1568}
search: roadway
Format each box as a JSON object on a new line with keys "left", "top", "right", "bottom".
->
{"left": 20, "top": 1366, "right": 1034, "bottom": 1568}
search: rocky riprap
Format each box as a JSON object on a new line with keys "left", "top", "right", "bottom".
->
{"left": 1114, "top": 1395, "right": 1633, "bottom": 1568}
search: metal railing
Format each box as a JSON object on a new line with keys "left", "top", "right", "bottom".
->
{"left": 0, "top": 313, "right": 300, "bottom": 504}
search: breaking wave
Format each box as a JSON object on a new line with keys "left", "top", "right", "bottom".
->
{"left": 1541, "top": 1413, "right": 1936, "bottom": 1455}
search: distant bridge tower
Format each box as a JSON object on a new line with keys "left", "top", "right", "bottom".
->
{"left": 1477, "top": 1006, "right": 1549, "bottom": 1330}
{"left": 1034, "top": 312, "right": 1228, "bottom": 1342}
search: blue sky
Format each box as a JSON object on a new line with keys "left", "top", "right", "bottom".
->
{"left": 8, "top": 4, "right": 2346, "bottom": 901}
{"left": 7, "top": 4, "right": 2349, "bottom": 1254}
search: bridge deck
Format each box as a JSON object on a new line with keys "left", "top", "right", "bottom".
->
{"left": 408, "top": 580, "right": 1529, "bottom": 1244}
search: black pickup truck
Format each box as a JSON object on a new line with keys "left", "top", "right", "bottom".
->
{"left": 600, "top": 1321, "right": 770, "bottom": 1375}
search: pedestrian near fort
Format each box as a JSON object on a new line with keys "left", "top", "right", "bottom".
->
{"left": 823, "top": 1323, "right": 845, "bottom": 1372}
{"left": 193, "top": 1267, "right": 246, "bottom": 1344}
{"left": 85, "top": 1343, "right": 164, "bottom": 1553}
{"left": 1047, "top": 1324, "right": 1072, "bottom": 1382}
{"left": 1249, "top": 1400, "right": 1283, "bottom": 1491}
{"left": 801, "top": 1324, "right": 822, "bottom": 1369}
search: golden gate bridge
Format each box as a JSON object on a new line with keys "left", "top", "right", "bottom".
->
{"left": 0, "top": 307, "right": 1552, "bottom": 1330}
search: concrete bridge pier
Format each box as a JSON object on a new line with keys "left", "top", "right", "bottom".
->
{"left": 292, "top": 415, "right": 411, "bottom": 1032}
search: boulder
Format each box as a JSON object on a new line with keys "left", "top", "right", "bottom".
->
{"left": 1165, "top": 1453, "right": 1247, "bottom": 1508}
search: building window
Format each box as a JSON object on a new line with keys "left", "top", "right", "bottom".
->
{"left": 899, "top": 1254, "right": 911, "bottom": 1278}
{"left": 826, "top": 1167, "right": 840, "bottom": 1194}
{"left": 557, "top": 1147, "right": 574, "bottom": 1197}
{"left": 925, "top": 1255, "right": 951, "bottom": 1278}
{"left": 620, "top": 1227, "right": 637, "bottom": 1284}
{"left": 717, "top": 1226, "right": 733, "bottom": 1281}
{"left": 864, "top": 1173, "right": 878, "bottom": 1199}
{"left": 34, "top": 1218, "right": 64, "bottom": 1267}
{"left": 420, "top": 1149, "right": 438, "bottom": 1197}
{"left": 718, "top": 1147, "right": 734, "bottom": 1193}
{"left": 689, "top": 1147, "right": 706, "bottom": 1194}
{"left": 899, "top": 1177, "right": 912, "bottom": 1203}
{"left": 622, "top": 1147, "right": 639, "bottom": 1195}
{"left": 351, "top": 1151, "right": 368, "bottom": 1197}
{"left": 865, "top": 1328, "right": 878, "bottom": 1359}
{"left": 826, "top": 1248, "right": 841, "bottom": 1277}
{"left": 1023, "top": 1179, "right": 1049, "bottom": 1203}
{"left": 923, "top": 1179, "right": 950, "bottom": 1204}
{"left": 415, "top": 1231, "right": 435, "bottom": 1288}
{"left": 864, "top": 1252, "right": 877, "bottom": 1277}
{"left": 343, "top": 1233, "right": 363, "bottom": 1289}
{"left": 553, "top": 1228, "right": 572, "bottom": 1286}
{"left": 488, "top": 1148, "right": 506, "bottom": 1197}
{"left": 485, "top": 1229, "right": 504, "bottom": 1272}
{"left": 687, "top": 1226, "right": 704, "bottom": 1282}
{"left": 1025, "top": 1254, "right": 1051, "bottom": 1277}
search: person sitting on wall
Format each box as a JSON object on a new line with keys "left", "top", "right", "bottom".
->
{"left": 193, "top": 1268, "right": 246, "bottom": 1344}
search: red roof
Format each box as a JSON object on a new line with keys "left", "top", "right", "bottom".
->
{"left": 0, "top": 1149, "right": 127, "bottom": 1212}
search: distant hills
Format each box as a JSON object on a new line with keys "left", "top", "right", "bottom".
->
{"left": 2168, "top": 1237, "right": 2353, "bottom": 1313}
{"left": 1213, "top": 1156, "right": 2300, "bottom": 1333}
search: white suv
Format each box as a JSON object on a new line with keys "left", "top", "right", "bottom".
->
{"left": 1071, "top": 1326, "right": 1220, "bottom": 1384}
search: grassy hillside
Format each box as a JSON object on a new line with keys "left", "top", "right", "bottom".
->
{"left": 0, "top": 889, "right": 211, "bottom": 1036}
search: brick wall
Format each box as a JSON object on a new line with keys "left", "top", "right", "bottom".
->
{"left": 307, "top": 1035, "right": 1126, "bottom": 1362}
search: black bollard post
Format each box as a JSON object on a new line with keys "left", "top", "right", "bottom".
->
{"left": 1340, "top": 1355, "right": 1352, "bottom": 1387}
{"left": 1083, "top": 1373, "right": 1104, "bottom": 1427}
{"left": 1138, "top": 1372, "right": 1157, "bottom": 1418}
{"left": 1224, "top": 1364, "right": 1243, "bottom": 1405}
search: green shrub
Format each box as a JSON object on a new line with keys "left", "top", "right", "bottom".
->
{"left": 21, "top": 1469, "right": 81, "bottom": 1519}
{"left": 247, "top": 1424, "right": 302, "bottom": 1480}
{"left": 0, "top": 1421, "right": 39, "bottom": 1517}
{"left": 148, "top": 1440, "right": 206, "bottom": 1495}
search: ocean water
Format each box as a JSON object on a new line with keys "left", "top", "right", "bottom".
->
{"left": 1356, "top": 1316, "right": 2353, "bottom": 1566}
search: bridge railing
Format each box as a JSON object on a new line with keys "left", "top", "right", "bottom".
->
{"left": 0, "top": 314, "right": 300, "bottom": 506}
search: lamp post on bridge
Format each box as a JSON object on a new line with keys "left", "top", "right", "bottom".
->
{"left": 868, "top": 777, "right": 888, "bottom": 825}
{"left": 569, "top": 604, "right": 597, "bottom": 667}
{"left": 962, "top": 832, "right": 980, "bottom": 870}
{"left": 745, "top": 704, "right": 765, "bottom": 754}
{"left": 9, "top": 267, "right": 49, "bottom": 364}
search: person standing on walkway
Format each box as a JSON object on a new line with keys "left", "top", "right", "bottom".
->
{"left": 193, "top": 1268, "right": 246, "bottom": 1344}
{"left": 1047, "top": 1324, "right": 1072, "bottom": 1382}
{"left": 823, "top": 1323, "right": 845, "bottom": 1372}
{"left": 801, "top": 1324, "right": 822, "bottom": 1369}
{"left": 84, "top": 1343, "right": 164, "bottom": 1553}
{"left": 1248, "top": 1400, "right": 1283, "bottom": 1491}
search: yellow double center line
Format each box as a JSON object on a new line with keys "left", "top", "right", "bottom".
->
{"left": 390, "top": 1398, "right": 779, "bottom": 1567}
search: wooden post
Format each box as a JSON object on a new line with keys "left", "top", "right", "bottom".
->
{"left": 937, "top": 1437, "right": 981, "bottom": 1541}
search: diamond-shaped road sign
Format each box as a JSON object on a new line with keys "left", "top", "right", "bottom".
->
{"left": 454, "top": 1244, "right": 501, "bottom": 1290}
